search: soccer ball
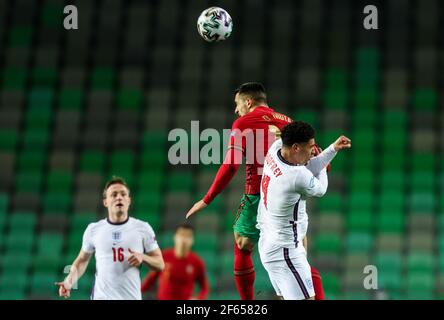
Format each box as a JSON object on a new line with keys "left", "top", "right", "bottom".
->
{"left": 197, "top": 7, "right": 233, "bottom": 42}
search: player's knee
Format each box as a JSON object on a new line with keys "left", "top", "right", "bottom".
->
{"left": 237, "top": 238, "right": 254, "bottom": 251}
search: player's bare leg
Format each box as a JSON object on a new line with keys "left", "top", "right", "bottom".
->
{"left": 233, "top": 232, "right": 256, "bottom": 300}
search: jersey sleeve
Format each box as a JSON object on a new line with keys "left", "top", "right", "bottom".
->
{"left": 295, "top": 167, "right": 328, "bottom": 198}
{"left": 227, "top": 119, "right": 246, "bottom": 153}
{"left": 142, "top": 223, "right": 160, "bottom": 253}
{"left": 305, "top": 144, "right": 337, "bottom": 176}
{"left": 81, "top": 224, "right": 95, "bottom": 254}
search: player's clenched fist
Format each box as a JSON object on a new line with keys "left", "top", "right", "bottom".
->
{"left": 333, "top": 135, "right": 351, "bottom": 151}
{"left": 55, "top": 280, "right": 71, "bottom": 299}
{"left": 127, "top": 248, "right": 143, "bottom": 267}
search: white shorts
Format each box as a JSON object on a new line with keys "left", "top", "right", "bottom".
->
{"left": 261, "top": 247, "right": 314, "bottom": 300}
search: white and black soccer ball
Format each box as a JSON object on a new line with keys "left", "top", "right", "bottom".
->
{"left": 197, "top": 7, "right": 233, "bottom": 42}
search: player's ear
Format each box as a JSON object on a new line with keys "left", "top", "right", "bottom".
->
{"left": 103, "top": 197, "right": 108, "bottom": 208}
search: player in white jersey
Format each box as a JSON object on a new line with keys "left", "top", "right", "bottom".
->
{"left": 55, "top": 177, "right": 165, "bottom": 300}
{"left": 257, "top": 121, "right": 351, "bottom": 300}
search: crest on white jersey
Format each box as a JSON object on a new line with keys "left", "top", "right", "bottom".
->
{"left": 112, "top": 231, "right": 122, "bottom": 243}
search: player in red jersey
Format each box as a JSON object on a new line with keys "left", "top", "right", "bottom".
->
{"left": 141, "top": 224, "right": 209, "bottom": 300}
{"left": 185, "top": 83, "right": 325, "bottom": 300}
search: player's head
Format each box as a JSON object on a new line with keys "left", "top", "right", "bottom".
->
{"left": 174, "top": 223, "right": 194, "bottom": 252}
{"left": 102, "top": 176, "right": 131, "bottom": 216}
{"left": 234, "top": 82, "right": 267, "bottom": 117}
{"left": 281, "top": 121, "right": 316, "bottom": 165}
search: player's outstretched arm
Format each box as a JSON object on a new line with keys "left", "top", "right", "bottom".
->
{"left": 141, "top": 270, "right": 160, "bottom": 294}
{"left": 55, "top": 250, "right": 92, "bottom": 299}
{"left": 128, "top": 248, "right": 165, "bottom": 272}
{"left": 186, "top": 147, "right": 241, "bottom": 219}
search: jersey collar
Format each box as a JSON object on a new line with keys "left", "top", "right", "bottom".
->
{"left": 107, "top": 216, "right": 130, "bottom": 225}
{"left": 277, "top": 149, "right": 298, "bottom": 166}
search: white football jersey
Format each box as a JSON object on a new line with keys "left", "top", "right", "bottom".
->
{"left": 82, "top": 217, "right": 159, "bottom": 300}
{"left": 257, "top": 139, "right": 337, "bottom": 262}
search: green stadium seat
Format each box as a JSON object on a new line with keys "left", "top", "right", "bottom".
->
{"left": 318, "top": 192, "right": 344, "bottom": 212}
{"left": 406, "top": 253, "right": 434, "bottom": 273}
{"left": 158, "top": 231, "right": 174, "bottom": 249}
{"left": 349, "top": 171, "right": 374, "bottom": 192}
{"left": 28, "top": 89, "right": 54, "bottom": 110}
{"left": 348, "top": 192, "right": 374, "bottom": 211}
{"left": 377, "top": 210, "right": 404, "bottom": 232}
{"left": 323, "top": 88, "right": 347, "bottom": 110}
{"left": 15, "top": 171, "right": 42, "bottom": 193}
{"left": 409, "top": 192, "right": 436, "bottom": 212}
{"left": 194, "top": 250, "right": 218, "bottom": 273}
{"left": 379, "top": 191, "right": 405, "bottom": 211}
{"left": 41, "top": 3, "right": 64, "bottom": 27}
{"left": 0, "top": 193, "right": 8, "bottom": 213}
{"left": 18, "top": 150, "right": 46, "bottom": 172}
{"left": 325, "top": 69, "right": 347, "bottom": 90}
{"left": 346, "top": 210, "right": 372, "bottom": 232}
{"left": 0, "top": 272, "right": 28, "bottom": 293}
{"left": 2, "top": 67, "right": 27, "bottom": 89}
{"left": 351, "top": 129, "right": 375, "bottom": 151}
{"left": 410, "top": 172, "right": 435, "bottom": 192}
{"left": 136, "top": 171, "right": 164, "bottom": 193}
{"left": 378, "top": 271, "right": 402, "bottom": 292}
{"left": 91, "top": 67, "right": 115, "bottom": 89}
{"left": 380, "top": 172, "right": 405, "bottom": 192}
{"left": 46, "top": 171, "right": 73, "bottom": 193}
{"left": 132, "top": 191, "right": 162, "bottom": 214}
{"left": 1, "top": 252, "right": 32, "bottom": 273}
{"left": 58, "top": 89, "right": 84, "bottom": 110}
{"left": 353, "top": 88, "right": 377, "bottom": 110}
{"left": 30, "top": 272, "right": 57, "bottom": 297}
{"left": 294, "top": 109, "right": 319, "bottom": 129}
{"left": 321, "top": 273, "right": 340, "bottom": 294}
{"left": 412, "top": 89, "right": 437, "bottom": 111}
{"left": 43, "top": 191, "right": 71, "bottom": 215}
{"left": 117, "top": 89, "right": 143, "bottom": 110}
{"left": 410, "top": 153, "right": 435, "bottom": 171}
{"left": 140, "top": 151, "right": 167, "bottom": 170}
{"left": 80, "top": 150, "right": 105, "bottom": 173}
{"left": 351, "top": 109, "right": 376, "bottom": 128}
{"left": 5, "top": 230, "right": 35, "bottom": 253}
{"left": 167, "top": 172, "right": 194, "bottom": 192}
{"left": 8, "top": 212, "right": 37, "bottom": 232}
{"left": 141, "top": 131, "right": 168, "bottom": 151}
{"left": 406, "top": 272, "right": 434, "bottom": 292}
{"left": 9, "top": 25, "right": 33, "bottom": 47}
{"left": 315, "top": 233, "right": 342, "bottom": 254}
{"left": 132, "top": 211, "right": 161, "bottom": 231}
{"left": 194, "top": 233, "right": 218, "bottom": 251}
{"left": 0, "top": 130, "right": 18, "bottom": 151}
{"left": 375, "top": 252, "right": 402, "bottom": 273}
{"left": 345, "top": 232, "right": 373, "bottom": 252}
{"left": 33, "top": 233, "right": 64, "bottom": 272}
{"left": 110, "top": 151, "right": 135, "bottom": 173}
{"left": 22, "top": 128, "right": 50, "bottom": 149}
{"left": 32, "top": 67, "right": 57, "bottom": 87}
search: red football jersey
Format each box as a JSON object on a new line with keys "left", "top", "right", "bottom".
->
{"left": 141, "top": 248, "right": 209, "bottom": 300}
{"left": 228, "top": 106, "right": 292, "bottom": 194}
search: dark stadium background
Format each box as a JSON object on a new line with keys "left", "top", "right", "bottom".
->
{"left": 0, "top": 0, "right": 442, "bottom": 300}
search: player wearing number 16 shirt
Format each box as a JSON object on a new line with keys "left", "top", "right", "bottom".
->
{"left": 55, "top": 177, "right": 165, "bottom": 300}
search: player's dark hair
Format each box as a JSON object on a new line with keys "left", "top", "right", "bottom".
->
{"left": 103, "top": 176, "right": 130, "bottom": 198}
{"left": 175, "top": 223, "right": 195, "bottom": 233}
{"left": 281, "top": 121, "right": 315, "bottom": 147}
{"left": 234, "top": 82, "right": 267, "bottom": 104}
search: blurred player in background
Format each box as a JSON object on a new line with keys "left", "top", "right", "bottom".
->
{"left": 257, "top": 121, "right": 351, "bottom": 299}
{"left": 141, "top": 224, "right": 209, "bottom": 300}
{"left": 186, "top": 82, "right": 325, "bottom": 300}
{"left": 55, "top": 177, "right": 164, "bottom": 300}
